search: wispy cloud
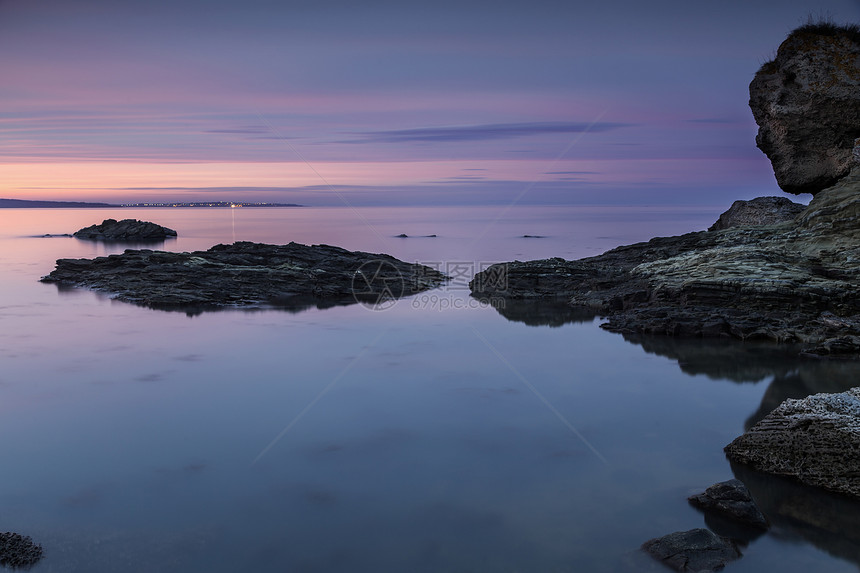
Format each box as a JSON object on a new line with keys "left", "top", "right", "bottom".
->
{"left": 204, "top": 126, "right": 270, "bottom": 134}
{"left": 344, "top": 121, "right": 630, "bottom": 144}
{"left": 545, "top": 170, "right": 599, "bottom": 175}
{"left": 684, "top": 118, "right": 736, "bottom": 124}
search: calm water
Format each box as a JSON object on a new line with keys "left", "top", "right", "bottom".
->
{"left": 2, "top": 206, "right": 860, "bottom": 572}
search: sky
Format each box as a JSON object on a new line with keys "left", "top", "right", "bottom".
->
{"left": 1, "top": 0, "right": 859, "bottom": 207}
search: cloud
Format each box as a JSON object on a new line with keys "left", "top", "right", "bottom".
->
{"left": 545, "top": 171, "right": 599, "bottom": 175}
{"left": 204, "top": 126, "right": 269, "bottom": 134}
{"left": 344, "top": 121, "right": 630, "bottom": 144}
{"left": 683, "top": 118, "right": 736, "bottom": 124}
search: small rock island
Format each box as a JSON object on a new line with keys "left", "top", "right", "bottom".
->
{"left": 73, "top": 218, "right": 177, "bottom": 241}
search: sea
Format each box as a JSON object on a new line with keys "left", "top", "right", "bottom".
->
{"left": 2, "top": 205, "right": 859, "bottom": 572}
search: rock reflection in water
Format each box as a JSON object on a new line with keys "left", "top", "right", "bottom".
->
{"left": 490, "top": 301, "right": 860, "bottom": 429}
{"left": 732, "top": 462, "right": 860, "bottom": 567}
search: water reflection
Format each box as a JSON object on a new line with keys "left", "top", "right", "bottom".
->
{"left": 51, "top": 286, "right": 371, "bottom": 317}
{"left": 732, "top": 462, "right": 860, "bottom": 567}
{"left": 487, "top": 298, "right": 598, "bottom": 327}
{"left": 488, "top": 300, "right": 860, "bottom": 427}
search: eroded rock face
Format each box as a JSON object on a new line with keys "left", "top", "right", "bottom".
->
{"left": 41, "top": 241, "right": 446, "bottom": 312}
{"left": 725, "top": 388, "right": 860, "bottom": 498}
{"left": 641, "top": 529, "right": 741, "bottom": 572}
{"left": 708, "top": 196, "right": 806, "bottom": 231}
{"left": 74, "top": 218, "right": 178, "bottom": 241}
{"left": 749, "top": 26, "right": 860, "bottom": 194}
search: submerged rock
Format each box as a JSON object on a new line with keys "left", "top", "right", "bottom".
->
{"left": 688, "top": 479, "right": 768, "bottom": 530}
{"left": 73, "top": 218, "right": 177, "bottom": 241}
{"left": 708, "top": 196, "right": 805, "bottom": 231}
{"left": 41, "top": 241, "right": 446, "bottom": 312}
{"left": 641, "top": 528, "right": 741, "bottom": 572}
{"left": 749, "top": 23, "right": 860, "bottom": 195}
{"left": 0, "top": 532, "right": 43, "bottom": 568}
{"left": 724, "top": 388, "right": 860, "bottom": 498}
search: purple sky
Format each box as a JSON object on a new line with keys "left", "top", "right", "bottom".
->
{"left": 1, "top": 0, "right": 858, "bottom": 206}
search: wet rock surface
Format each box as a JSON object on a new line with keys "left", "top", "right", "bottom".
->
{"left": 749, "top": 24, "right": 860, "bottom": 195}
{"left": 73, "top": 218, "right": 177, "bottom": 241}
{"left": 41, "top": 241, "right": 446, "bottom": 312}
{"left": 0, "top": 532, "right": 43, "bottom": 568}
{"left": 725, "top": 387, "right": 860, "bottom": 498}
{"left": 688, "top": 479, "right": 768, "bottom": 530}
{"left": 708, "top": 196, "right": 805, "bottom": 231}
{"left": 641, "top": 528, "right": 741, "bottom": 572}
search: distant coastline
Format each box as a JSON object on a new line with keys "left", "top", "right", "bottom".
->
{"left": 0, "top": 198, "right": 302, "bottom": 208}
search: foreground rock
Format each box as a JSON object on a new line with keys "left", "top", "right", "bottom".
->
{"left": 749, "top": 22, "right": 860, "bottom": 195}
{"left": 0, "top": 532, "right": 43, "bottom": 567}
{"left": 41, "top": 241, "right": 446, "bottom": 311}
{"left": 708, "top": 196, "right": 805, "bottom": 231}
{"left": 641, "top": 529, "right": 741, "bottom": 572}
{"left": 688, "top": 479, "right": 768, "bottom": 530}
{"left": 725, "top": 388, "right": 860, "bottom": 498}
{"left": 73, "top": 218, "right": 177, "bottom": 241}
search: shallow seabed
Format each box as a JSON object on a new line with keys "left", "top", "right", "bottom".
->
{"left": 1, "top": 206, "right": 859, "bottom": 572}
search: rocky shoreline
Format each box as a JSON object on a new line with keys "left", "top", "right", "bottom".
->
{"left": 471, "top": 23, "right": 860, "bottom": 358}
{"left": 471, "top": 173, "right": 860, "bottom": 357}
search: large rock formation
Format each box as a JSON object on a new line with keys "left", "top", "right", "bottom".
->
{"left": 73, "top": 218, "right": 177, "bottom": 241}
{"left": 725, "top": 388, "right": 860, "bottom": 498}
{"left": 471, "top": 23, "right": 860, "bottom": 357}
{"left": 41, "top": 241, "right": 446, "bottom": 312}
{"left": 749, "top": 23, "right": 860, "bottom": 195}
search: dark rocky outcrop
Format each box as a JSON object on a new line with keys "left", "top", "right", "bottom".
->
{"left": 73, "top": 218, "right": 177, "bottom": 241}
{"left": 641, "top": 529, "right": 741, "bottom": 572}
{"left": 708, "top": 196, "right": 805, "bottom": 231}
{"left": 725, "top": 388, "right": 860, "bottom": 498}
{"left": 471, "top": 22, "right": 860, "bottom": 357}
{"left": 41, "top": 241, "right": 446, "bottom": 312}
{"left": 688, "top": 479, "right": 768, "bottom": 530}
{"left": 471, "top": 181, "right": 860, "bottom": 356}
{"left": 0, "top": 532, "right": 43, "bottom": 567}
{"left": 750, "top": 23, "right": 860, "bottom": 195}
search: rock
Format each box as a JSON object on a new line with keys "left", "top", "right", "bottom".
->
{"left": 688, "top": 479, "right": 768, "bottom": 530}
{"left": 0, "top": 532, "right": 43, "bottom": 568}
{"left": 708, "top": 196, "right": 806, "bottom": 231}
{"left": 641, "top": 529, "right": 741, "bottom": 572}
{"left": 41, "top": 241, "right": 447, "bottom": 312}
{"left": 724, "top": 387, "right": 860, "bottom": 498}
{"left": 470, "top": 196, "right": 860, "bottom": 356}
{"left": 73, "top": 218, "right": 177, "bottom": 241}
{"left": 749, "top": 23, "right": 860, "bottom": 194}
